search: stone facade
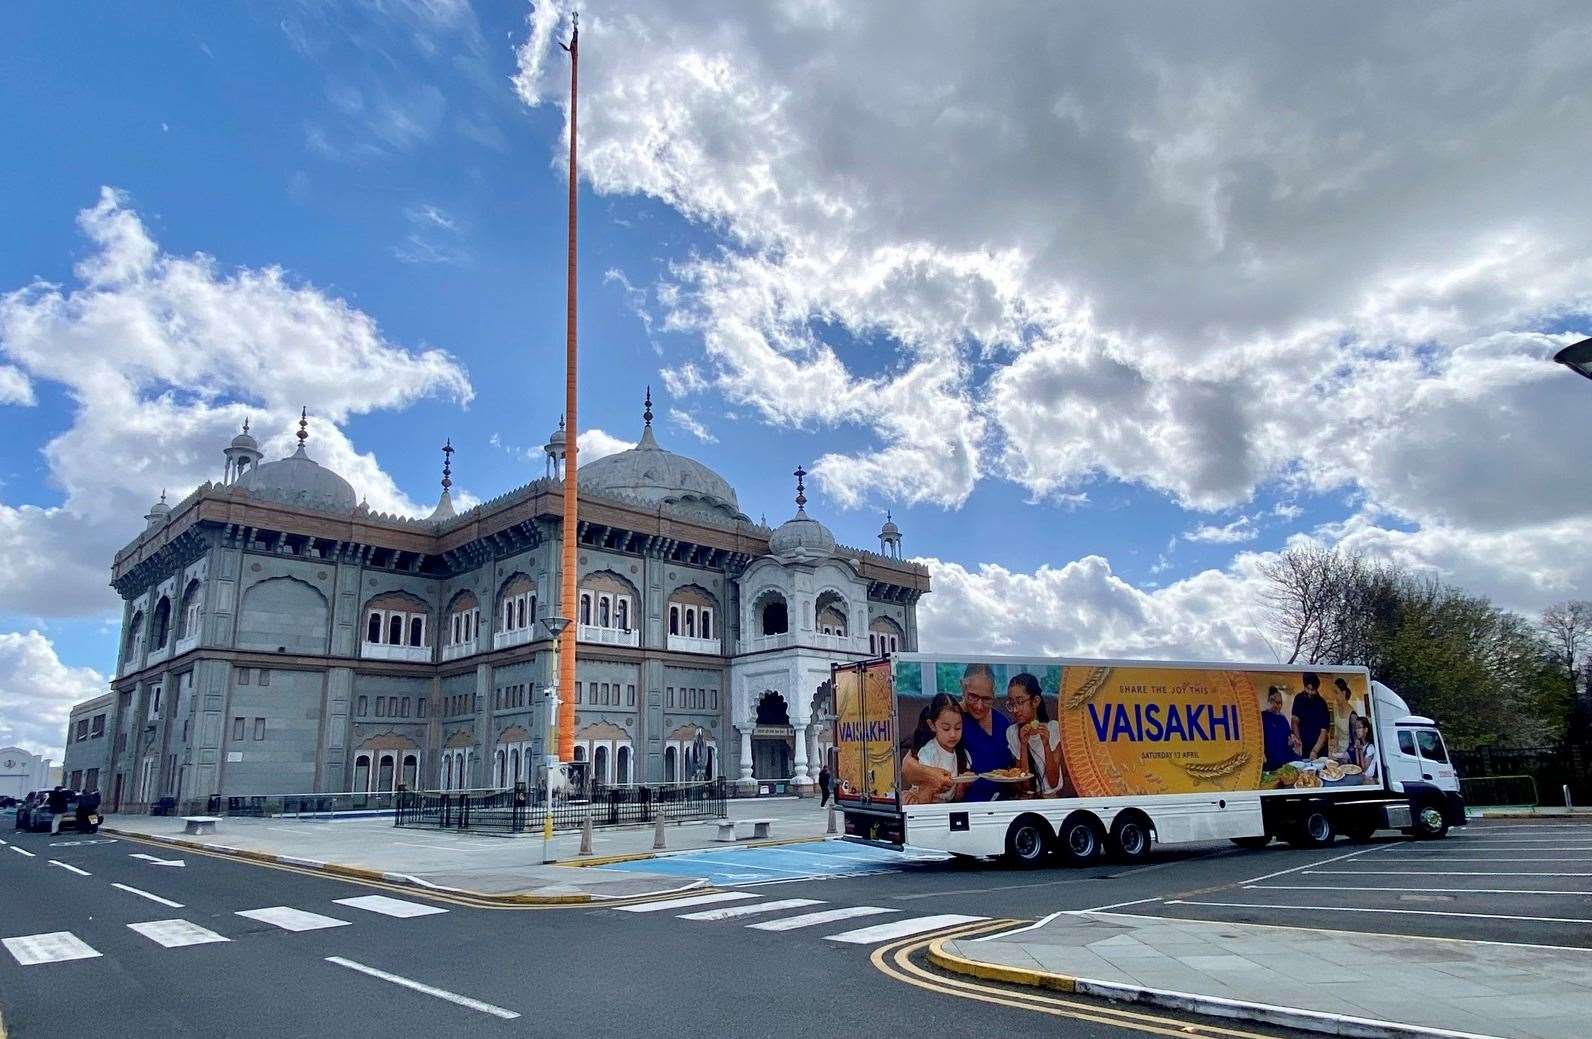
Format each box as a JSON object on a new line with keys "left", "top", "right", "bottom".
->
{"left": 1, "top": 746, "right": 57, "bottom": 801}
{"left": 75, "top": 407, "right": 929, "bottom": 809}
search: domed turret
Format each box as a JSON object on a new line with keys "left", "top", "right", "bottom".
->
{"left": 544, "top": 415, "right": 567, "bottom": 479}
{"left": 769, "top": 465, "right": 836, "bottom": 559}
{"left": 879, "top": 509, "right": 903, "bottom": 559}
{"left": 234, "top": 408, "right": 357, "bottom": 513}
{"left": 577, "top": 388, "right": 747, "bottom": 522}
{"left": 143, "top": 490, "right": 171, "bottom": 530}
{"left": 223, "top": 417, "right": 265, "bottom": 484}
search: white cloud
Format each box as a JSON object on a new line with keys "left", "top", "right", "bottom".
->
{"left": 0, "top": 364, "right": 34, "bottom": 405}
{"left": 0, "top": 631, "right": 104, "bottom": 759}
{"left": 0, "top": 187, "right": 473, "bottom": 617}
{"left": 512, "top": 2, "right": 1592, "bottom": 618}
{"left": 576, "top": 427, "right": 631, "bottom": 463}
{"left": 668, "top": 408, "right": 716, "bottom": 443}
{"left": 1185, "top": 516, "right": 1260, "bottom": 544}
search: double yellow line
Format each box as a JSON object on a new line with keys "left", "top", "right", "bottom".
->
{"left": 872, "top": 920, "right": 1285, "bottom": 1039}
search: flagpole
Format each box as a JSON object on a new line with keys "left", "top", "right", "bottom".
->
{"left": 557, "top": 12, "right": 580, "bottom": 766}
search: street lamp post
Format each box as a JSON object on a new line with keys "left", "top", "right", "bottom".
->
{"left": 540, "top": 615, "right": 572, "bottom": 863}
{"left": 1554, "top": 338, "right": 1592, "bottom": 382}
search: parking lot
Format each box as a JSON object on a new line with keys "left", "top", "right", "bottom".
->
{"left": 1107, "top": 818, "right": 1592, "bottom": 948}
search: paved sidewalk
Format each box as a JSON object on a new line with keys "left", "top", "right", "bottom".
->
{"left": 104, "top": 797, "right": 833, "bottom": 902}
{"left": 934, "top": 910, "right": 1589, "bottom": 1039}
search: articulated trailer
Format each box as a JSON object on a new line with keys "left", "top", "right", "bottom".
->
{"left": 832, "top": 653, "right": 1466, "bottom": 866}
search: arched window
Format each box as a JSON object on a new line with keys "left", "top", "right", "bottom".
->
{"left": 387, "top": 615, "right": 403, "bottom": 645}
{"left": 598, "top": 597, "right": 610, "bottom": 627}
{"left": 367, "top": 612, "right": 383, "bottom": 643}
{"left": 401, "top": 754, "right": 418, "bottom": 789}
{"left": 617, "top": 746, "right": 630, "bottom": 785}
{"left": 701, "top": 611, "right": 712, "bottom": 640}
{"left": 496, "top": 749, "right": 507, "bottom": 788}
{"left": 617, "top": 599, "right": 628, "bottom": 631}
{"left": 761, "top": 598, "right": 788, "bottom": 636}
{"left": 669, "top": 605, "right": 680, "bottom": 635}
{"left": 579, "top": 594, "right": 592, "bottom": 625}
{"left": 126, "top": 612, "right": 145, "bottom": 659}
{"left": 377, "top": 755, "right": 395, "bottom": 792}
{"left": 152, "top": 597, "right": 172, "bottom": 648}
{"left": 685, "top": 609, "right": 695, "bottom": 637}
{"left": 574, "top": 745, "right": 587, "bottom": 764}
{"left": 353, "top": 754, "right": 371, "bottom": 792}
{"left": 594, "top": 745, "right": 608, "bottom": 786}
{"left": 705, "top": 746, "right": 715, "bottom": 781}
{"left": 663, "top": 746, "right": 677, "bottom": 783}
{"left": 179, "top": 580, "right": 203, "bottom": 640}
{"left": 408, "top": 616, "right": 424, "bottom": 646}
{"left": 510, "top": 748, "right": 521, "bottom": 783}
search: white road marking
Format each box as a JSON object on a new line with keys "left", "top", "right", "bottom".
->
{"left": 1233, "top": 841, "right": 1394, "bottom": 886}
{"left": 129, "top": 853, "right": 185, "bottom": 867}
{"left": 48, "top": 860, "right": 90, "bottom": 876}
{"left": 824, "top": 913, "right": 987, "bottom": 944}
{"left": 748, "top": 906, "right": 898, "bottom": 931}
{"left": 2, "top": 932, "right": 101, "bottom": 966}
{"left": 112, "top": 883, "right": 185, "bottom": 908}
{"left": 1168, "top": 898, "right": 1592, "bottom": 925}
{"left": 1376, "top": 857, "right": 1592, "bottom": 862}
{"left": 326, "top": 957, "right": 519, "bottom": 1020}
{"left": 236, "top": 906, "right": 351, "bottom": 932}
{"left": 677, "top": 898, "right": 824, "bottom": 920}
{"left": 972, "top": 911, "right": 1064, "bottom": 942}
{"left": 614, "top": 891, "right": 759, "bottom": 913}
{"left": 1073, "top": 896, "right": 1165, "bottom": 915}
{"left": 9, "top": 846, "right": 36, "bottom": 858}
{"left": 334, "top": 895, "right": 448, "bottom": 919}
{"left": 0, "top": 837, "right": 7, "bottom": 845}
{"left": 1309, "top": 869, "right": 1592, "bottom": 877}
{"left": 1250, "top": 883, "right": 1592, "bottom": 897}
{"left": 128, "top": 919, "right": 231, "bottom": 948}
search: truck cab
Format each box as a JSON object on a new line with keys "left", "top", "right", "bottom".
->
{"left": 1372, "top": 681, "right": 1466, "bottom": 836}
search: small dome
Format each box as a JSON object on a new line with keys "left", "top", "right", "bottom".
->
{"left": 546, "top": 417, "right": 566, "bottom": 447}
{"left": 881, "top": 514, "right": 900, "bottom": 537}
{"left": 579, "top": 427, "right": 745, "bottom": 521}
{"left": 144, "top": 492, "right": 171, "bottom": 530}
{"left": 770, "top": 512, "right": 836, "bottom": 559}
{"left": 228, "top": 418, "right": 261, "bottom": 452}
{"left": 236, "top": 445, "right": 357, "bottom": 513}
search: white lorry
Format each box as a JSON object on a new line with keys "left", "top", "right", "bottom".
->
{"left": 832, "top": 653, "right": 1465, "bottom": 866}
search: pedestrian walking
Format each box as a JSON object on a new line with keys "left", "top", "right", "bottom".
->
{"left": 818, "top": 765, "right": 832, "bottom": 807}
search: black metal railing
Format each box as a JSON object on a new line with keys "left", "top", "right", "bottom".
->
{"left": 176, "top": 791, "right": 401, "bottom": 818}
{"left": 394, "top": 779, "right": 728, "bottom": 835}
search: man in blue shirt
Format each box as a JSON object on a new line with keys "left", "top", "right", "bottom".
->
{"left": 957, "top": 664, "right": 1015, "bottom": 802}
{"left": 1262, "top": 685, "right": 1302, "bottom": 770}
{"left": 1291, "top": 672, "right": 1331, "bottom": 760}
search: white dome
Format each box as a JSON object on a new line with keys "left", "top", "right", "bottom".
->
{"left": 769, "top": 512, "right": 836, "bottom": 559}
{"left": 578, "top": 426, "right": 746, "bottom": 522}
{"left": 236, "top": 445, "right": 357, "bottom": 513}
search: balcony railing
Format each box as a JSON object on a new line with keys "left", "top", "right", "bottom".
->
{"left": 119, "top": 652, "right": 146, "bottom": 677}
{"left": 579, "top": 624, "right": 639, "bottom": 647}
{"left": 493, "top": 627, "right": 532, "bottom": 651}
{"left": 173, "top": 632, "right": 200, "bottom": 657}
{"left": 736, "top": 631, "right": 864, "bottom": 655}
{"left": 441, "top": 638, "right": 478, "bottom": 661}
{"left": 360, "top": 642, "right": 432, "bottom": 663}
{"left": 738, "top": 632, "right": 792, "bottom": 654}
{"left": 144, "top": 644, "right": 171, "bottom": 667}
{"left": 667, "top": 634, "right": 721, "bottom": 655}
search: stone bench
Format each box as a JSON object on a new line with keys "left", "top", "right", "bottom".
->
{"left": 714, "top": 817, "right": 775, "bottom": 842}
{"left": 182, "top": 816, "right": 221, "bottom": 836}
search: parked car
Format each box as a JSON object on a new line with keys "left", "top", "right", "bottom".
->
{"left": 14, "top": 790, "right": 46, "bottom": 830}
{"left": 0, "top": 794, "right": 17, "bottom": 809}
{"left": 20, "top": 789, "right": 100, "bottom": 835}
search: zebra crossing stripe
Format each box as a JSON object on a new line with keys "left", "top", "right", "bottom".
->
{"left": 128, "top": 920, "right": 231, "bottom": 948}
{"left": 614, "top": 891, "right": 758, "bottom": 913}
{"left": 823, "top": 914, "right": 987, "bottom": 944}
{"left": 334, "top": 895, "right": 448, "bottom": 918}
{"left": 3, "top": 932, "right": 101, "bottom": 966}
{"left": 677, "top": 898, "right": 825, "bottom": 921}
{"left": 747, "top": 906, "right": 897, "bottom": 932}
{"left": 236, "top": 906, "right": 351, "bottom": 932}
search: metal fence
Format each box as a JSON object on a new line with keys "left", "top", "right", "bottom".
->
{"left": 395, "top": 778, "right": 729, "bottom": 835}
{"left": 1451, "top": 742, "right": 1592, "bottom": 808}
{"left": 150, "top": 791, "right": 401, "bottom": 818}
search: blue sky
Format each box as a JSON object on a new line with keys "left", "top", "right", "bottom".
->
{"left": 3, "top": 2, "right": 1590, "bottom": 757}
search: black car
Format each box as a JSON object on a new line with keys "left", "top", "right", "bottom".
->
{"left": 14, "top": 790, "right": 46, "bottom": 830}
{"left": 18, "top": 790, "right": 100, "bottom": 834}
{"left": 0, "top": 794, "right": 17, "bottom": 809}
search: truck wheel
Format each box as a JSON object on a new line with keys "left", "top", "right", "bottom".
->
{"left": 1058, "top": 814, "right": 1104, "bottom": 865}
{"left": 1230, "top": 835, "right": 1271, "bottom": 849}
{"left": 1003, "top": 816, "right": 1052, "bottom": 868}
{"left": 1279, "top": 805, "right": 1330, "bottom": 846}
{"left": 1413, "top": 804, "right": 1449, "bottom": 839}
{"left": 1109, "top": 816, "right": 1152, "bottom": 863}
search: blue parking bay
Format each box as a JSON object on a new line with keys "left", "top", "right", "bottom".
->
{"left": 599, "top": 839, "right": 944, "bottom": 886}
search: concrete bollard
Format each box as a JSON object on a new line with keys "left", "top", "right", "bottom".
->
{"left": 826, "top": 805, "right": 837, "bottom": 835}
{"left": 653, "top": 814, "right": 667, "bottom": 850}
{"left": 579, "top": 814, "right": 594, "bottom": 856}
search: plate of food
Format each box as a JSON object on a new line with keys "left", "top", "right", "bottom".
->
{"left": 1268, "top": 764, "right": 1302, "bottom": 788}
{"left": 979, "top": 767, "right": 1034, "bottom": 783}
{"left": 1294, "top": 770, "right": 1323, "bottom": 789}
{"left": 949, "top": 772, "right": 979, "bottom": 785}
{"left": 1339, "top": 763, "right": 1363, "bottom": 776}
{"left": 1320, "top": 761, "right": 1346, "bottom": 782}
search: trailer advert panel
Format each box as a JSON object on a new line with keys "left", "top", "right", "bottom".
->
{"left": 887, "top": 658, "right": 1373, "bottom": 803}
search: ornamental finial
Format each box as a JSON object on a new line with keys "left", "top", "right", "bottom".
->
{"left": 441, "top": 438, "right": 454, "bottom": 491}
{"left": 794, "top": 465, "right": 808, "bottom": 513}
{"left": 296, "top": 406, "right": 309, "bottom": 447}
{"left": 242, "top": 416, "right": 250, "bottom": 435}
{"left": 643, "top": 386, "right": 653, "bottom": 428}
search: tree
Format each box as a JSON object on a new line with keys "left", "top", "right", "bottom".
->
{"left": 1541, "top": 601, "right": 1592, "bottom": 704}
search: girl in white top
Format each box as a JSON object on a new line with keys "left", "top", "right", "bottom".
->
{"left": 1005, "top": 672, "right": 1064, "bottom": 797}
{"left": 904, "top": 694, "right": 970, "bottom": 804}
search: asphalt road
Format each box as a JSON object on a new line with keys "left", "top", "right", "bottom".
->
{"left": 2, "top": 814, "right": 1581, "bottom": 1037}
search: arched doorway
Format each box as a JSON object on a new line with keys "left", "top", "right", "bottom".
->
{"left": 753, "top": 691, "right": 793, "bottom": 781}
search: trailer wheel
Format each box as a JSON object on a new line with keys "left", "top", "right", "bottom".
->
{"left": 1288, "top": 807, "right": 1335, "bottom": 848}
{"left": 1058, "top": 813, "right": 1105, "bottom": 865}
{"left": 1003, "top": 815, "right": 1053, "bottom": 868}
{"left": 1109, "top": 814, "right": 1152, "bottom": 863}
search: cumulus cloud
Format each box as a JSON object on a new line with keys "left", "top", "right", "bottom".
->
{"left": 576, "top": 427, "right": 632, "bottom": 463}
{"left": 1185, "top": 516, "right": 1260, "bottom": 545}
{"left": 0, "top": 188, "right": 473, "bottom": 617}
{"left": 0, "top": 631, "right": 105, "bottom": 758}
{"left": 514, "top": 1, "right": 1592, "bottom": 614}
